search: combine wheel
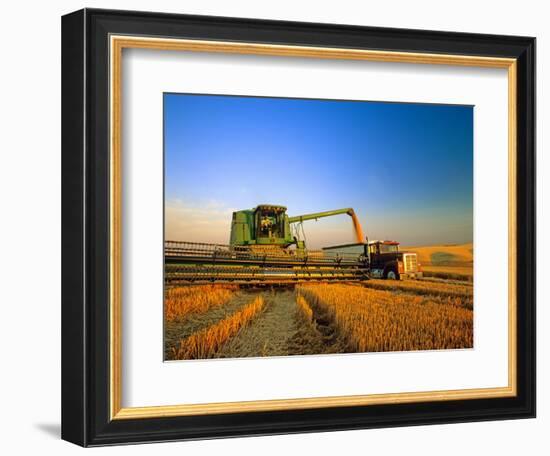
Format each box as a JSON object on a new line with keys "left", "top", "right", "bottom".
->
{"left": 385, "top": 269, "right": 399, "bottom": 280}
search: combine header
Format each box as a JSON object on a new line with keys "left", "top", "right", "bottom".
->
{"left": 165, "top": 204, "right": 369, "bottom": 285}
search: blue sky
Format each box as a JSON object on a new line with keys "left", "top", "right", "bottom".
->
{"left": 164, "top": 93, "right": 473, "bottom": 247}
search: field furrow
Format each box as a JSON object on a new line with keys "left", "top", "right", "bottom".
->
{"left": 216, "top": 290, "right": 299, "bottom": 358}
{"left": 289, "top": 291, "right": 353, "bottom": 355}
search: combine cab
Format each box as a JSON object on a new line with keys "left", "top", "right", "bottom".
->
{"left": 322, "top": 240, "right": 423, "bottom": 280}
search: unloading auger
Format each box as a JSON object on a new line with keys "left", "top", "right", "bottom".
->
{"left": 165, "top": 204, "right": 369, "bottom": 285}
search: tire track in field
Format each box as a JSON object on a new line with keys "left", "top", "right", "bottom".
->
{"left": 215, "top": 290, "right": 298, "bottom": 358}
{"left": 288, "top": 293, "right": 352, "bottom": 355}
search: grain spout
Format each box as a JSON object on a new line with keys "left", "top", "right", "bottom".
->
{"left": 351, "top": 211, "right": 365, "bottom": 244}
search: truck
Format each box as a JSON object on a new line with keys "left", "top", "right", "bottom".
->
{"left": 322, "top": 240, "right": 423, "bottom": 280}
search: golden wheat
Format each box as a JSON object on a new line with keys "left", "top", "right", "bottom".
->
{"left": 363, "top": 279, "right": 473, "bottom": 309}
{"left": 365, "top": 279, "right": 471, "bottom": 296}
{"left": 170, "top": 295, "right": 265, "bottom": 359}
{"left": 164, "top": 285, "right": 237, "bottom": 322}
{"left": 296, "top": 294, "right": 314, "bottom": 324}
{"left": 298, "top": 284, "right": 472, "bottom": 352}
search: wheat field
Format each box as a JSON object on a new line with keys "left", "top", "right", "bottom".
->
{"left": 297, "top": 283, "right": 472, "bottom": 352}
{"left": 164, "top": 278, "right": 473, "bottom": 360}
{"left": 164, "top": 284, "right": 237, "bottom": 322}
{"left": 168, "top": 295, "right": 265, "bottom": 360}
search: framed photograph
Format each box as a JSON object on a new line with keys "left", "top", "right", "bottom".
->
{"left": 61, "top": 8, "right": 536, "bottom": 446}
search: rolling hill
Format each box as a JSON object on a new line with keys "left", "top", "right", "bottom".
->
{"left": 402, "top": 243, "right": 474, "bottom": 280}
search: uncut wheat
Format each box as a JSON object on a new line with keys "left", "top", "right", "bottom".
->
{"left": 363, "top": 279, "right": 473, "bottom": 309}
{"left": 298, "top": 284, "right": 472, "bottom": 352}
{"left": 295, "top": 294, "right": 314, "bottom": 324}
{"left": 164, "top": 285, "right": 237, "bottom": 322}
{"left": 170, "top": 295, "right": 264, "bottom": 359}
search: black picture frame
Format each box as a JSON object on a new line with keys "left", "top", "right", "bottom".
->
{"left": 62, "top": 8, "right": 536, "bottom": 447}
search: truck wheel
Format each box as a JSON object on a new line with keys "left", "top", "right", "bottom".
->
{"left": 386, "top": 270, "right": 397, "bottom": 280}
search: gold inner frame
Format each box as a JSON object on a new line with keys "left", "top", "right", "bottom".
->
{"left": 109, "top": 35, "right": 517, "bottom": 420}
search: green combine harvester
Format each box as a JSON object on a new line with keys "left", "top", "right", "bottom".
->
{"left": 229, "top": 205, "right": 360, "bottom": 251}
{"left": 165, "top": 204, "right": 369, "bottom": 284}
